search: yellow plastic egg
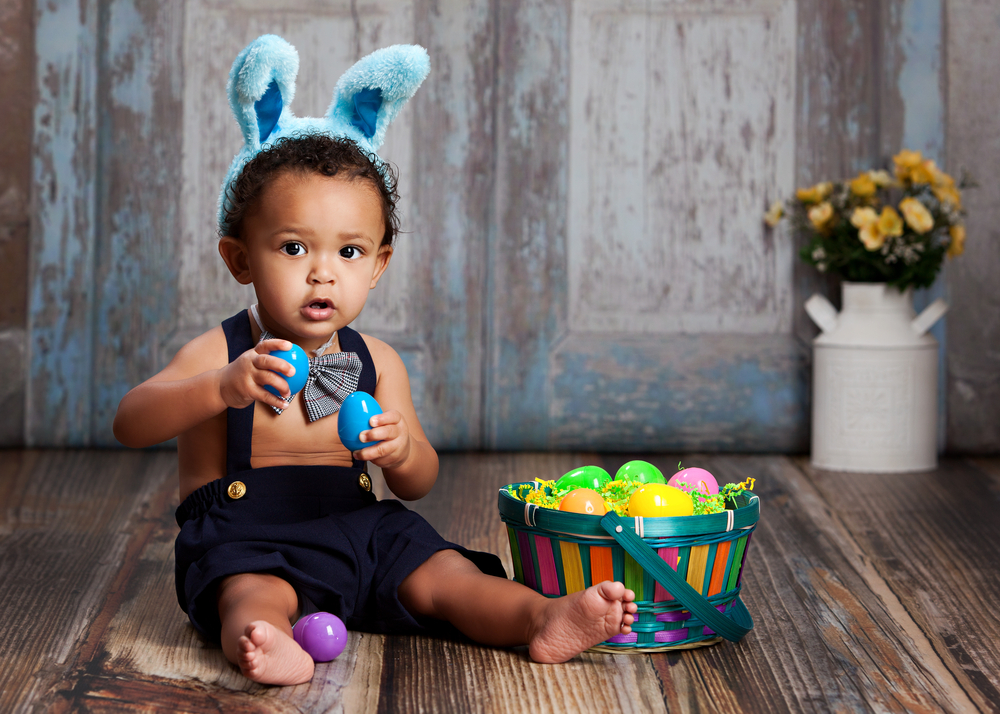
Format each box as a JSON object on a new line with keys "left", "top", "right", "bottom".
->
{"left": 559, "top": 488, "right": 608, "bottom": 515}
{"left": 627, "top": 484, "right": 694, "bottom": 517}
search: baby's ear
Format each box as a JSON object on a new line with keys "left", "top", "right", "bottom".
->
{"left": 228, "top": 35, "right": 299, "bottom": 151}
{"left": 218, "top": 237, "right": 253, "bottom": 285}
{"left": 327, "top": 45, "right": 430, "bottom": 152}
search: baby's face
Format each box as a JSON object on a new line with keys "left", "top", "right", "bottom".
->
{"left": 239, "top": 170, "right": 391, "bottom": 350}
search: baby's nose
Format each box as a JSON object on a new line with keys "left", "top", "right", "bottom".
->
{"left": 309, "top": 260, "right": 336, "bottom": 283}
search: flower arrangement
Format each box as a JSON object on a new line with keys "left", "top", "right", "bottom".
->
{"left": 764, "top": 150, "right": 971, "bottom": 290}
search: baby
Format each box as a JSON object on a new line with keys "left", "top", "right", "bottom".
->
{"left": 113, "top": 38, "right": 636, "bottom": 686}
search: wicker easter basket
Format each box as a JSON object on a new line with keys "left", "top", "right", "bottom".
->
{"left": 498, "top": 482, "right": 759, "bottom": 652}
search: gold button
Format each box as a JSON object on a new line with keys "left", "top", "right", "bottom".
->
{"left": 358, "top": 473, "right": 372, "bottom": 492}
{"left": 227, "top": 481, "right": 247, "bottom": 500}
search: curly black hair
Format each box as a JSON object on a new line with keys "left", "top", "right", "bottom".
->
{"left": 221, "top": 133, "right": 400, "bottom": 246}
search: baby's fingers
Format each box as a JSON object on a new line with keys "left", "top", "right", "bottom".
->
{"left": 352, "top": 440, "right": 380, "bottom": 464}
{"left": 365, "top": 411, "right": 403, "bottom": 438}
{"left": 360, "top": 423, "right": 399, "bottom": 445}
{"left": 256, "top": 338, "right": 294, "bottom": 354}
{"left": 368, "top": 410, "right": 401, "bottom": 427}
{"left": 252, "top": 352, "right": 296, "bottom": 378}
{"left": 253, "top": 370, "right": 293, "bottom": 404}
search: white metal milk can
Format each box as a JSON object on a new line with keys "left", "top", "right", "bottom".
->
{"left": 805, "top": 282, "right": 948, "bottom": 472}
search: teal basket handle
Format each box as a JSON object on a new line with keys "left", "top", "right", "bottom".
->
{"left": 600, "top": 511, "right": 753, "bottom": 642}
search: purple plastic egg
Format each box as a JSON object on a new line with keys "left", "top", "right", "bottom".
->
{"left": 292, "top": 612, "right": 348, "bottom": 662}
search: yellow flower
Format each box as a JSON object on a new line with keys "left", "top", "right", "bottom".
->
{"left": 894, "top": 149, "right": 924, "bottom": 179}
{"left": 796, "top": 182, "right": 833, "bottom": 204}
{"left": 869, "top": 169, "right": 895, "bottom": 188}
{"left": 808, "top": 201, "right": 834, "bottom": 230}
{"left": 859, "top": 223, "right": 885, "bottom": 251}
{"left": 764, "top": 200, "right": 784, "bottom": 227}
{"left": 948, "top": 223, "right": 966, "bottom": 257}
{"left": 908, "top": 160, "right": 936, "bottom": 186}
{"left": 899, "top": 197, "right": 934, "bottom": 234}
{"left": 849, "top": 173, "right": 877, "bottom": 198}
{"left": 936, "top": 185, "right": 962, "bottom": 209}
{"left": 877, "top": 206, "right": 904, "bottom": 237}
{"left": 851, "top": 207, "right": 878, "bottom": 229}
{"left": 933, "top": 168, "right": 954, "bottom": 186}
{"left": 894, "top": 150, "right": 940, "bottom": 186}
{"left": 932, "top": 172, "right": 962, "bottom": 209}
{"left": 852, "top": 206, "right": 901, "bottom": 251}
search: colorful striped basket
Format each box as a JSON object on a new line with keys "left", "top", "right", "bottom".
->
{"left": 498, "top": 482, "right": 759, "bottom": 652}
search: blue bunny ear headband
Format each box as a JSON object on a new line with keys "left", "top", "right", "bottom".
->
{"left": 217, "top": 34, "right": 430, "bottom": 235}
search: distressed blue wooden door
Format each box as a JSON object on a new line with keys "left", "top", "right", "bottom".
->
{"left": 484, "top": 0, "right": 807, "bottom": 451}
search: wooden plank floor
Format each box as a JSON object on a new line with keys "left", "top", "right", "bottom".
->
{"left": 2, "top": 450, "right": 999, "bottom": 713}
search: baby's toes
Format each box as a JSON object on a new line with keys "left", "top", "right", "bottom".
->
{"left": 597, "top": 580, "right": 625, "bottom": 601}
{"left": 247, "top": 624, "right": 268, "bottom": 647}
{"left": 238, "top": 652, "right": 256, "bottom": 672}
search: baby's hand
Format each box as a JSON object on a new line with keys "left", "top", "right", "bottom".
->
{"left": 353, "top": 410, "right": 411, "bottom": 470}
{"left": 218, "top": 338, "right": 297, "bottom": 411}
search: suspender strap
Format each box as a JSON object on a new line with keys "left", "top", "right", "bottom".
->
{"left": 337, "top": 326, "right": 377, "bottom": 470}
{"left": 222, "top": 311, "right": 255, "bottom": 475}
{"left": 337, "top": 326, "right": 376, "bottom": 394}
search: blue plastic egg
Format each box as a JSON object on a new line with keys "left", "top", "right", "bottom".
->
{"left": 264, "top": 344, "right": 309, "bottom": 397}
{"left": 337, "top": 391, "right": 383, "bottom": 452}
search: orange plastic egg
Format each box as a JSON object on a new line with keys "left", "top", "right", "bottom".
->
{"left": 559, "top": 488, "right": 608, "bottom": 515}
{"left": 627, "top": 484, "right": 694, "bottom": 517}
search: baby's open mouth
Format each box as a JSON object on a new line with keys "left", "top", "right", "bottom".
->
{"left": 303, "top": 300, "right": 334, "bottom": 320}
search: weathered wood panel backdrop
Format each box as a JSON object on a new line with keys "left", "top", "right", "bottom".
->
{"left": 13, "top": 0, "right": 1000, "bottom": 450}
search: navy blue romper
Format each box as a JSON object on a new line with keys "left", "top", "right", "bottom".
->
{"left": 174, "top": 310, "right": 507, "bottom": 642}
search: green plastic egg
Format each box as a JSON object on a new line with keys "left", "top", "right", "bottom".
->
{"left": 556, "top": 465, "right": 612, "bottom": 492}
{"left": 615, "top": 460, "right": 665, "bottom": 484}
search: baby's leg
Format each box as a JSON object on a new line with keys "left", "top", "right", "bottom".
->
{"left": 398, "top": 550, "right": 637, "bottom": 663}
{"left": 216, "top": 572, "right": 314, "bottom": 685}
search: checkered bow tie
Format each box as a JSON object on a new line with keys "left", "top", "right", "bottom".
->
{"left": 259, "top": 330, "right": 363, "bottom": 422}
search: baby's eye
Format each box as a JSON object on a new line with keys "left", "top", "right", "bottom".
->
{"left": 339, "top": 246, "right": 363, "bottom": 260}
{"left": 281, "top": 242, "right": 306, "bottom": 256}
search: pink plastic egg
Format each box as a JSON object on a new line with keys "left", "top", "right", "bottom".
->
{"left": 668, "top": 467, "right": 719, "bottom": 496}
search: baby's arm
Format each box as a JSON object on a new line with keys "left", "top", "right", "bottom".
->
{"left": 354, "top": 337, "right": 439, "bottom": 501}
{"left": 113, "top": 327, "right": 297, "bottom": 448}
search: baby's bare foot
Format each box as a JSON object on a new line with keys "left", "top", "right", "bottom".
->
{"left": 528, "top": 581, "right": 638, "bottom": 663}
{"left": 237, "top": 620, "right": 315, "bottom": 685}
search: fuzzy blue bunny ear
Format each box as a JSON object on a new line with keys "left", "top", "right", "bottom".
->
{"left": 228, "top": 35, "right": 299, "bottom": 151}
{"left": 218, "top": 38, "right": 429, "bottom": 235}
{"left": 327, "top": 45, "right": 430, "bottom": 152}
